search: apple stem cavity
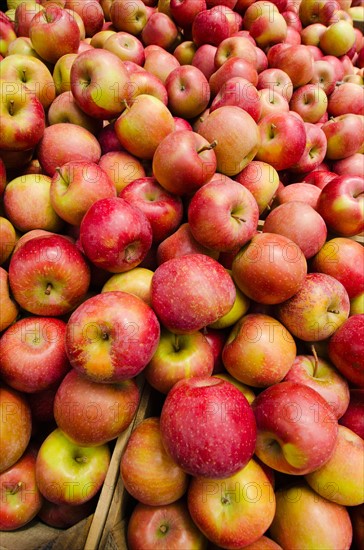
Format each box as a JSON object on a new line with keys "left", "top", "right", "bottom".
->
{"left": 197, "top": 140, "right": 218, "bottom": 154}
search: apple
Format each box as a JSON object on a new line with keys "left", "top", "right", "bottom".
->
{"left": 156, "top": 222, "right": 220, "bottom": 264}
{"left": 52, "top": 52, "right": 78, "bottom": 94}
{"left": 103, "top": 31, "right": 145, "bottom": 65}
{"left": 0, "top": 385, "right": 31, "bottom": 474}
{"left": 232, "top": 232, "right": 307, "bottom": 305}
{"left": 145, "top": 329, "right": 215, "bottom": 393}
{"left": 90, "top": 29, "right": 116, "bottom": 49}
{"left": 37, "top": 497, "right": 96, "bottom": 529}
{"left": 302, "top": 169, "right": 338, "bottom": 190}
{"left": 289, "top": 83, "right": 327, "bottom": 123}
{"left": 127, "top": 500, "right": 207, "bottom": 550}
{"left": 328, "top": 314, "right": 364, "bottom": 388}
{"left": 143, "top": 45, "right": 180, "bottom": 84}
{"left": 299, "top": 0, "right": 340, "bottom": 27}
{"left": 187, "top": 176, "right": 259, "bottom": 252}
{"left": 151, "top": 254, "right": 236, "bottom": 333}
{"left": 209, "top": 57, "right": 259, "bottom": 97}
{"left": 210, "top": 77, "right": 262, "bottom": 122}
{"left": 64, "top": 0, "right": 104, "bottom": 38}
{"left": 65, "top": 290, "right": 160, "bottom": 382}
{"left": 102, "top": 267, "right": 154, "bottom": 306}
{"left": 170, "top": 0, "right": 207, "bottom": 30}
{"left": 214, "top": 35, "right": 257, "bottom": 68}
{"left": 29, "top": 5, "right": 80, "bottom": 63}
{"left": 141, "top": 12, "right": 178, "bottom": 51}
{"left": 0, "top": 449, "right": 43, "bottom": 531}
{"left": 277, "top": 273, "right": 350, "bottom": 342}
{"left": 339, "top": 389, "right": 364, "bottom": 439}
{"left": 54, "top": 369, "right": 140, "bottom": 446}
{"left": 192, "top": 43, "right": 217, "bottom": 80}
{"left": 258, "top": 87, "right": 290, "bottom": 119}
{"left": 110, "top": 0, "right": 147, "bottom": 35}
{"left": 305, "top": 425, "right": 364, "bottom": 506}
{"left": 319, "top": 20, "right": 356, "bottom": 57}
{"left": 252, "top": 381, "right": 338, "bottom": 475}
{"left": 98, "top": 151, "right": 146, "bottom": 194}
{"left": 165, "top": 65, "right": 210, "bottom": 119}
{"left": 235, "top": 160, "right": 280, "bottom": 215}
{"left": 0, "top": 11, "right": 17, "bottom": 57}
{"left": 332, "top": 153, "right": 364, "bottom": 178}
{"left": 317, "top": 175, "right": 364, "bottom": 237}
{"left": 308, "top": 59, "right": 337, "bottom": 96}
{"left": 269, "top": 44, "right": 314, "bottom": 88}
{"left": 128, "top": 70, "right": 169, "bottom": 104}
{"left": 192, "top": 8, "right": 230, "bottom": 47}
{"left": 284, "top": 353, "right": 350, "bottom": 419}
{"left": 290, "top": 122, "right": 327, "bottom": 174}
{"left": 244, "top": 2, "right": 288, "bottom": 49}
{"left": 115, "top": 94, "right": 175, "bottom": 160}
{"left": 321, "top": 114, "right": 364, "bottom": 161}
{"left": 262, "top": 201, "right": 327, "bottom": 259}
{"left": 0, "top": 268, "right": 19, "bottom": 333}
{"left": 269, "top": 483, "right": 353, "bottom": 549}
{"left": 187, "top": 458, "right": 275, "bottom": 548}
{"left": 257, "top": 67, "right": 293, "bottom": 102}
{"left": 70, "top": 48, "right": 130, "bottom": 120}
{"left": 37, "top": 122, "right": 101, "bottom": 176}
{"left": 160, "top": 376, "right": 256, "bottom": 478}
{"left": 0, "top": 217, "right": 16, "bottom": 266}
{"left": 35, "top": 428, "right": 110, "bottom": 505}
{"left": 47, "top": 91, "right": 103, "bottom": 135}
{"left": 8, "top": 233, "right": 91, "bottom": 316}
{"left": 97, "top": 122, "right": 125, "bottom": 155}
{"left": 328, "top": 82, "right": 364, "bottom": 117}
{"left": 0, "top": 157, "right": 6, "bottom": 197}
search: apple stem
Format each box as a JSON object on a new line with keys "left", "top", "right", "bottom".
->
{"left": 123, "top": 98, "right": 130, "bottom": 110}
{"left": 10, "top": 482, "right": 22, "bottom": 495}
{"left": 9, "top": 99, "right": 14, "bottom": 116}
{"left": 311, "top": 345, "right": 319, "bottom": 377}
{"left": 45, "top": 283, "right": 52, "bottom": 295}
{"left": 174, "top": 334, "right": 180, "bottom": 352}
{"left": 269, "top": 124, "right": 276, "bottom": 139}
{"left": 197, "top": 139, "right": 218, "bottom": 154}
{"left": 231, "top": 214, "right": 246, "bottom": 223}
{"left": 159, "top": 524, "right": 168, "bottom": 534}
{"left": 75, "top": 456, "right": 88, "bottom": 464}
{"left": 55, "top": 167, "right": 69, "bottom": 185}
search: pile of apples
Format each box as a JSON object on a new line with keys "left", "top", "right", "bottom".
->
{"left": 0, "top": 0, "right": 364, "bottom": 547}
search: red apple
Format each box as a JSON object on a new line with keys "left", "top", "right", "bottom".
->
{"left": 290, "top": 122, "right": 327, "bottom": 174}
{"left": 257, "top": 67, "right": 293, "bottom": 101}
{"left": 275, "top": 183, "right": 322, "bottom": 210}
{"left": 0, "top": 386, "right": 32, "bottom": 473}
{"left": 321, "top": 113, "right": 364, "bottom": 160}
{"left": 192, "top": 43, "right": 217, "bottom": 80}
{"left": 98, "top": 150, "right": 146, "bottom": 194}
{"left": 332, "top": 153, "right": 364, "bottom": 178}
{"left": 47, "top": 91, "right": 103, "bottom": 135}
{"left": 141, "top": 12, "right": 178, "bottom": 51}
{"left": 165, "top": 64, "right": 210, "bottom": 119}
{"left": 0, "top": 268, "right": 19, "bottom": 334}
{"left": 339, "top": 389, "right": 364, "bottom": 439}
{"left": 37, "top": 497, "right": 96, "bottom": 529}
{"left": 210, "top": 76, "right": 262, "bottom": 122}
{"left": 328, "top": 314, "right": 364, "bottom": 388}
{"left": 192, "top": 8, "right": 230, "bottom": 47}
{"left": 156, "top": 222, "right": 220, "bottom": 264}
{"left": 235, "top": 160, "right": 280, "bottom": 215}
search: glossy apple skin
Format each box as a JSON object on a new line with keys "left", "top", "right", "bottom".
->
{"left": 321, "top": 114, "right": 364, "bottom": 161}
{"left": 192, "top": 8, "right": 230, "bottom": 47}
{"left": 222, "top": 313, "right": 296, "bottom": 387}
{"left": 232, "top": 232, "right": 307, "bottom": 305}
{"left": 187, "top": 459, "right": 275, "bottom": 549}
{"left": 192, "top": 43, "right": 217, "bottom": 80}
{"left": 262, "top": 201, "right": 327, "bottom": 259}
{"left": 328, "top": 314, "right": 364, "bottom": 388}
{"left": 0, "top": 386, "right": 32, "bottom": 474}
{"left": 209, "top": 57, "right": 259, "bottom": 97}
{"left": 252, "top": 381, "right": 338, "bottom": 475}
{"left": 269, "top": 483, "right": 353, "bottom": 549}
{"left": 151, "top": 254, "right": 236, "bottom": 333}
{"left": 160, "top": 376, "right": 257, "bottom": 478}
{"left": 127, "top": 500, "right": 207, "bottom": 550}
{"left": 328, "top": 82, "right": 364, "bottom": 117}
{"left": 0, "top": 268, "right": 19, "bottom": 333}
{"left": 121, "top": 417, "right": 189, "bottom": 506}
{"left": 332, "top": 153, "right": 364, "bottom": 178}
{"left": 339, "top": 390, "right": 364, "bottom": 439}
{"left": 35, "top": 428, "right": 110, "bottom": 505}
{"left": 110, "top": 0, "right": 147, "bottom": 35}
{"left": 276, "top": 183, "right": 321, "bottom": 210}
{"left": 98, "top": 151, "right": 146, "bottom": 194}
{"left": 8, "top": 234, "right": 91, "bottom": 317}
{"left": 210, "top": 76, "right": 262, "bottom": 122}
{"left": 156, "top": 222, "right": 220, "bottom": 264}
{"left": 80, "top": 197, "right": 152, "bottom": 273}
{"left": 47, "top": 91, "right": 104, "bottom": 135}
{"left": 0, "top": 449, "right": 43, "bottom": 531}
{"left": 65, "top": 0, "right": 104, "bottom": 38}
{"left": 269, "top": 44, "right": 314, "bottom": 88}
{"left": 66, "top": 291, "right": 160, "bottom": 382}
{"left": 317, "top": 175, "right": 364, "bottom": 237}
{"left": 0, "top": 317, "right": 70, "bottom": 394}
{"left": 257, "top": 67, "right": 293, "bottom": 101}
{"left": 290, "top": 122, "right": 327, "bottom": 174}
{"left": 284, "top": 354, "right": 350, "bottom": 419}
{"left": 277, "top": 273, "right": 350, "bottom": 342}
{"left": 102, "top": 267, "right": 154, "bottom": 306}
{"left": 235, "top": 160, "right": 280, "bottom": 215}
{"left": 311, "top": 238, "right": 364, "bottom": 299}
{"left": 165, "top": 65, "right": 210, "bottom": 119}
{"left": 305, "top": 425, "right": 364, "bottom": 506}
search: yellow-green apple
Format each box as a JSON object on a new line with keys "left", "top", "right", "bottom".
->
{"left": 198, "top": 106, "right": 260, "bottom": 176}
{"left": 311, "top": 237, "right": 364, "bottom": 299}
{"left": 269, "top": 44, "right": 314, "bottom": 88}
{"left": 4, "top": 173, "right": 63, "bottom": 233}
{"left": 262, "top": 201, "right": 327, "bottom": 259}
{"left": 114, "top": 94, "right": 175, "bottom": 160}
{"left": 156, "top": 222, "right": 220, "bottom": 264}
{"left": 90, "top": 30, "right": 116, "bottom": 49}
{"left": 160, "top": 376, "right": 256, "bottom": 477}
{"left": 350, "top": 292, "right": 364, "bottom": 315}
{"left": 252, "top": 381, "right": 338, "bottom": 475}
{"left": 222, "top": 311, "right": 296, "bottom": 387}
{"left": 332, "top": 153, "right": 364, "bottom": 178}
{"left": 170, "top": 0, "right": 207, "bottom": 31}
{"left": 210, "top": 77, "right": 262, "bottom": 122}
{"left": 339, "top": 389, "right": 364, "bottom": 439}
{"left": 37, "top": 122, "right": 101, "bottom": 176}
{"left": 258, "top": 87, "right": 290, "bottom": 120}
{"left": 289, "top": 83, "right": 327, "bottom": 123}
{"left": 0, "top": 81, "right": 45, "bottom": 152}
{"left": 141, "top": 12, "right": 178, "bottom": 50}
{"left": 0, "top": 217, "right": 16, "bottom": 265}
{"left": 120, "top": 417, "right": 189, "bottom": 505}
{"left": 110, "top": 0, "right": 147, "bottom": 34}
{"left": 328, "top": 82, "right": 364, "bottom": 117}
{"left": 0, "top": 385, "right": 31, "bottom": 473}
{"left": 208, "top": 268, "right": 250, "bottom": 329}
{"left": 127, "top": 500, "right": 207, "bottom": 550}
{"left": 151, "top": 254, "right": 236, "bottom": 333}
{"left": 0, "top": 268, "right": 18, "bottom": 333}
{"left": 284, "top": 353, "right": 350, "bottom": 419}
{"left": 328, "top": 314, "right": 364, "bottom": 387}
{"left": 102, "top": 267, "right": 153, "bottom": 306}
{"left": 65, "top": 290, "right": 160, "bottom": 382}
{"left": 214, "top": 35, "right": 257, "bottom": 68}
{"left": 37, "top": 497, "right": 96, "bottom": 529}
{"left": 255, "top": 111, "right": 306, "bottom": 170}
{"left": 322, "top": 113, "right": 364, "bottom": 160}
{"left": 277, "top": 273, "right": 350, "bottom": 342}
{"left": 187, "top": 458, "right": 275, "bottom": 548}
{"left": 128, "top": 69, "right": 168, "bottom": 104}
{"left": 0, "top": 448, "right": 43, "bottom": 531}
{"left": 309, "top": 59, "right": 337, "bottom": 95}
{"left": 53, "top": 370, "right": 139, "bottom": 446}
{"left": 232, "top": 232, "right": 307, "bottom": 304}
{"left": 52, "top": 52, "right": 78, "bottom": 95}
{"left": 173, "top": 40, "right": 197, "bottom": 65}
{"left": 317, "top": 175, "right": 364, "bottom": 237}
{"left": 257, "top": 67, "right": 293, "bottom": 101}
{"left": 299, "top": 0, "right": 340, "bottom": 27}
{"left": 187, "top": 177, "right": 259, "bottom": 252}
{"left": 47, "top": 91, "right": 103, "bottom": 134}
{"left": 64, "top": 0, "right": 104, "bottom": 37}
{"left": 79, "top": 197, "right": 153, "bottom": 272}
{"left": 143, "top": 45, "right": 180, "bottom": 84}
{"left": 290, "top": 122, "right": 328, "bottom": 174}
{"left": 192, "top": 43, "right": 217, "bottom": 80}
{"left": 269, "top": 483, "right": 353, "bottom": 549}
{"left": 0, "top": 317, "right": 70, "bottom": 393}
{"left": 209, "top": 57, "right": 259, "bottom": 97}
{"left": 35, "top": 428, "right": 110, "bottom": 505}
{"left": 244, "top": 2, "right": 288, "bottom": 48}
{"left": 319, "top": 20, "right": 356, "bottom": 57}
{"left": 305, "top": 425, "right": 364, "bottom": 506}
{"left": 50, "top": 160, "right": 116, "bottom": 226}
{"left": 98, "top": 150, "right": 145, "bottom": 194}
{"left": 0, "top": 12, "right": 16, "bottom": 57}
{"left": 103, "top": 31, "right": 145, "bottom": 64}
{"left": 14, "top": 1, "right": 44, "bottom": 37}
{"left": 192, "top": 7, "right": 230, "bottom": 47}
{"left": 29, "top": 5, "right": 80, "bottom": 63}
{"left": 235, "top": 160, "right": 280, "bottom": 215}
{"left": 120, "top": 176, "right": 183, "bottom": 243}
{"left": 70, "top": 49, "right": 130, "bottom": 120}
{"left": 145, "top": 329, "right": 214, "bottom": 393}
{"left": 8, "top": 233, "right": 90, "bottom": 316}
{"left": 165, "top": 65, "right": 210, "bottom": 119}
